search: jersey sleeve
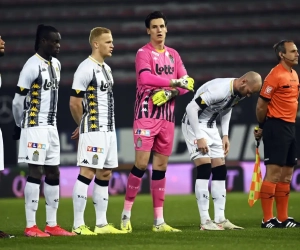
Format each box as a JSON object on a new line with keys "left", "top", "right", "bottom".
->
{"left": 71, "top": 64, "right": 92, "bottom": 97}
{"left": 195, "top": 80, "right": 222, "bottom": 106}
{"left": 135, "top": 48, "right": 152, "bottom": 75}
{"left": 259, "top": 71, "right": 279, "bottom": 100}
{"left": 16, "top": 60, "right": 39, "bottom": 94}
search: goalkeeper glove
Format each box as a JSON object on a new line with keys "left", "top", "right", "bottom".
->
{"left": 170, "top": 77, "right": 194, "bottom": 91}
{"left": 152, "top": 90, "right": 174, "bottom": 106}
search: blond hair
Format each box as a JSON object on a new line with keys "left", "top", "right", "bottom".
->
{"left": 89, "top": 27, "right": 111, "bottom": 45}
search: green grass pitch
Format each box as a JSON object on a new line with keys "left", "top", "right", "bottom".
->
{"left": 1, "top": 193, "right": 300, "bottom": 250}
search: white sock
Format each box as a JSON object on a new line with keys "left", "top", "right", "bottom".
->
{"left": 211, "top": 180, "right": 226, "bottom": 223}
{"left": 195, "top": 179, "right": 211, "bottom": 224}
{"left": 93, "top": 181, "right": 108, "bottom": 227}
{"left": 72, "top": 179, "right": 89, "bottom": 229}
{"left": 121, "top": 209, "right": 131, "bottom": 220}
{"left": 24, "top": 180, "right": 40, "bottom": 228}
{"left": 44, "top": 180, "right": 59, "bottom": 227}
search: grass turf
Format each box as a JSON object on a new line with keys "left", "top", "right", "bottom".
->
{"left": 0, "top": 193, "right": 300, "bottom": 250}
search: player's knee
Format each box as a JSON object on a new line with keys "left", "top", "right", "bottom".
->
{"left": 279, "top": 174, "right": 293, "bottom": 184}
{"left": 265, "top": 166, "right": 281, "bottom": 183}
{"left": 212, "top": 165, "right": 227, "bottom": 180}
{"left": 28, "top": 164, "right": 43, "bottom": 180}
{"left": 196, "top": 163, "right": 212, "bottom": 179}
{"left": 97, "top": 169, "right": 112, "bottom": 180}
{"left": 44, "top": 166, "right": 60, "bottom": 180}
{"left": 135, "top": 162, "right": 148, "bottom": 171}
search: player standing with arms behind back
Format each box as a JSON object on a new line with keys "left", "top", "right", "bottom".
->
{"left": 70, "top": 27, "right": 125, "bottom": 235}
{"left": 254, "top": 40, "right": 300, "bottom": 228}
{"left": 12, "top": 25, "right": 74, "bottom": 237}
{"left": 120, "top": 11, "right": 194, "bottom": 233}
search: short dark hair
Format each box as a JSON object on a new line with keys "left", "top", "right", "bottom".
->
{"left": 145, "top": 11, "right": 168, "bottom": 28}
{"left": 34, "top": 24, "right": 58, "bottom": 52}
{"left": 273, "top": 39, "right": 294, "bottom": 61}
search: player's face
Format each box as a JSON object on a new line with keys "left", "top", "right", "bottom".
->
{"left": 147, "top": 18, "right": 167, "bottom": 44}
{"left": 97, "top": 33, "right": 114, "bottom": 58}
{"left": 43, "top": 32, "right": 61, "bottom": 58}
{"left": 238, "top": 81, "right": 260, "bottom": 98}
{"left": 0, "top": 36, "right": 5, "bottom": 57}
{"left": 282, "top": 42, "right": 299, "bottom": 66}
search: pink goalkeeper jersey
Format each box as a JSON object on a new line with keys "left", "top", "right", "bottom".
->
{"left": 134, "top": 43, "right": 188, "bottom": 122}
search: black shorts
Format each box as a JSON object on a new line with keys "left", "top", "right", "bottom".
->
{"left": 263, "top": 118, "right": 297, "bottom": 167}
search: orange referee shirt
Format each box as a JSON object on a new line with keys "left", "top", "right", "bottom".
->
{"left": 260, "top": 63, "right": 299, "bottom": 123}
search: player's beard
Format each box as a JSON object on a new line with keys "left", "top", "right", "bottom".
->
{"left": 0, "top": 51, "right": 4, "bottom": 57}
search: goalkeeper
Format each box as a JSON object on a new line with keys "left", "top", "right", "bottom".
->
{"left": 120, "top": 11, "right": 194, "bottom": 233}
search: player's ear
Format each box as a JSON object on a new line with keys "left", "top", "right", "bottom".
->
{"left": 93, "top": 41, "right": 98, "bottom": 49}
{"left": 146, "top": 28, "right": 150, "bottom": 35}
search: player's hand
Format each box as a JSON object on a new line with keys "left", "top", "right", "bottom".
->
{"left": 71, "top": 127, "right": 79, "bottom": 140}
{"left": 197, "top": 138, "right": 208, "bottom": 155}
{"left": 12, "top": 125, "right": 21, "bottom": 140}
{"left": 171, "top": 77, "right": 194, "bottom": 91}
{"left": 152, "top": 90, "right": 173, "bottom": 106}
{"left": 222, "top": 135, "right": 230, "bottom": 157}
{"left": 253, "top": 127, "right": 263, "bottom": 141}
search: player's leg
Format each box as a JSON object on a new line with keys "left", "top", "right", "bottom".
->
{"left": 42, "top": 127, "right": 74, "bottom": 236}
{"left": 182, "top": 124, "right": 222, "bottom": 230}
{"left": 211, "top": 155, "right": 243, "bottom": 230}
{"left": 150, "top": 120, "right": 180, "bottom": 232}
{"left": 18, "top": 127, "right": 50, "bottom": 237}
{"left": 121, "top": 119, "right": 157, "bottom": 232}
{"left": 93, "top": 131, "right": 126, "bottom": 234}
{"left": 0, "top": 131, "right": 14, "bottom": 239}
{"left": 276, "top": 135, "right": 300, "bottom": 227}
{"left": 260, "top": 119, "right": 286, "bottom": 228}
{"left": 72, "top": 132, "right": 97, "bottom": 235}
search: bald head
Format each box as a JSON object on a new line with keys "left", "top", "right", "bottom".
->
{"left": 236, "top": 71, "right": 262, "bottom": 97}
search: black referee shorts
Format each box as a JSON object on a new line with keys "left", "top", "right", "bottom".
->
{"left": 263, "top": 118, "right": 297, "bottom": 167}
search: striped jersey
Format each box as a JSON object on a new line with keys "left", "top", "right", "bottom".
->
{"left": 17, "top": 53, "right": 61, "bottom": 128}
{"left": 72, "top": 56, "right": 115, "bottom": 133}
{"left": 134, "top": 43, "right": 187, "bottom": 122}
{"left": 182, "top": 78, "right": 244, "bottom": 127}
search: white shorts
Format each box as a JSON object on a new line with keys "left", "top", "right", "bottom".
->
{"left": 181, "top": 122, "right": 224, "bottom": 160}
{"left": 77, "top": 130, "right": 118, "bottom": 169}
{"left": 18, "top": 126, "right": 60, "bottom": 166}
{"left": 0, "top": 129, "right": 4, "bottom": 171}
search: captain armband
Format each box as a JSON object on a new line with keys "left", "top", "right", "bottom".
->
{"left": 71, "top": 89, "right": 85, "bottom": 98}
{"left": 194, "top": 96, "right": 208, "bottom": 110}
{"left": 15, "top": 86, "right": 29, "bottom": 96}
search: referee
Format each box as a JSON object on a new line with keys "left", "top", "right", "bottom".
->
{"left": 254, "top": 40, "right": 299, "bottom": 228}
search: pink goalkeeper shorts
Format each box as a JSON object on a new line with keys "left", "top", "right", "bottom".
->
{"left": 133, "top": 118, "right": 175, "bottom": 156}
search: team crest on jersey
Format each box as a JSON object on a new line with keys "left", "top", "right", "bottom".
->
{"left": 92, "top": 154, "right": 99, "bottom": 165}
{"left": 264, "top": 86, "right": 273, "bottom": 94}
{"left": 169, "top": 55, "right": 174, "bottom": 64}
{"left": 32, "top": 150, "right": 39, "bottom": 161}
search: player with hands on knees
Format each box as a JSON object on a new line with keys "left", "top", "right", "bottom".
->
{"left": 182, "top": 71, "right": 262, "bottom": 230}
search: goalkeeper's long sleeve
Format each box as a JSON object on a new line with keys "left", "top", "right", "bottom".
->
{"left": 139, "top": 71, "right": 170, "bottom": 87}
